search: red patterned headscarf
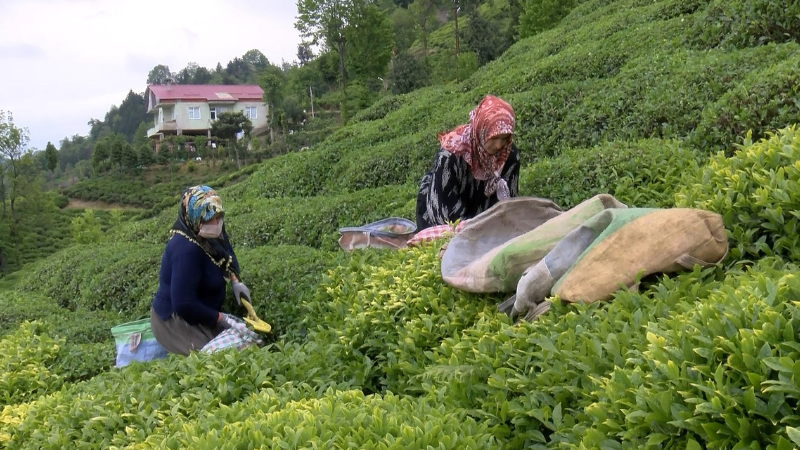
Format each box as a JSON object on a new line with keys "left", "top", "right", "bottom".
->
{"left": 437, "top": 95, "right": 515, "bottom": 199}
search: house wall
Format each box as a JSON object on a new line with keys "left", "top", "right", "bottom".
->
{"left": 231, "top": 101, "right": 269, "bottom": 129}
{"left": 173, "top": 102, "right": 211, "bottom": 131}
{"left": 148, "top": 99, "right": 268, "bottom": 137}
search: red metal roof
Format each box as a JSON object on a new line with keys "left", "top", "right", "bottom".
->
{"left": 147, "top": 84, "right": 263, "bottom": 102}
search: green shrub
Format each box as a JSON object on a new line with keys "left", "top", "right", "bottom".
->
{"left": 576, "top": 258, "right": 800, "bottom": 449}
{"left": 691, "top": 0, "right": 800, "bottom": 49}
{"left": 302, "top": 244, "right": 504, "bottom": 394}
{"left": 144, "top": 389, "right": 498, "bottom": 450}
{"left": 0, "top": 321, "right": 64, "bottom": 406}
{"left": 521, "top": 138, "right": 701, "bottom": 209}
{"left": 677, "top": 125, "right": 800, "bottom": 262}
{"left": 18, "top": 242, "right": 163, "bottom": 315}
{"left": 234, "top": 245, "right": 339, "bottom": 341}
{"left": 228, "top": 184, "right": 416, "bottom": 250}
{"left": 692, "top": 53, "right": 800, "bottom": 151}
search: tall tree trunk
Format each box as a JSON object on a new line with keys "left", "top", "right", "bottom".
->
{"left": 0, "top": 178, "right": 6, "bottom": 220}
{"left": 454, "top": 1, "right": 460, "bottom": 60}
{"left": 269, "top": 104, "right": 274, "bottom": 144}
{"left": 337, "top": 39, "right": 348, "bottom": 90}
{"left": 233, "top": 140, "right": 241, "bottom": 170}
{"left": 9, "top": 197, "right": 19, "bottom": 266}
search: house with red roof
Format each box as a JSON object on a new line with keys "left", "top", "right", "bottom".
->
{"left": 144, "top": 83, "right": 267, "bottom": 142}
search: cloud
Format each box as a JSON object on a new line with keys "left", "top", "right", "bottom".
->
{"left": 0, "top": 43, "right": 45, "bottom": 59}
{"left": 125, "top": 53, "right": 163, "bottom": 81}
{"left": 0, "top": 0, "right": 301, "bottom": 150}
{"left": 183, "top": 28, "right": 198, "bottom": 45}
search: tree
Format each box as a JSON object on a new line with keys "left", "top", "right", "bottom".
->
{"left": 156, "top": 145, "right": 170, "bottom": 168}
{"left": 0, "top": 160, "right": 5, "bottom": 219}
{"left": 210, "top": 111, "right": 253, "bottom": 170}
{"left": 390, "top": 7, "right": 418, "bottom": 53}
{"left": 175, "top": 62, "right": 200, "bottom": 84}
{"left": 260, "top": 69, "right": 285, "bottom": 143}
{"left": 109, "top": 134, "right": 125, "bottom": 169}
{"left": 243, "top": 49, "right": 269, "bottom": 72}
{"left": 138, "top": 143, "right": 155, "bottom": 167}
{"left": 518, "top": 0, "right": 580, "bottom": 38}
{"left": 409, "top": 0, "right": 441, "bottom": 62}
{"left": 91, "top": 139, "right": 110, "bottom": 173}
{"left": 121, "top": 142, "right": 139, "bottom": 170}
{"left": 102, "top": 91, "right": 148, "bottom": 142}
{"left": 345, "top": 3, "right": 395, "bottom": 83}
{"left": 225, "top": 57, "right": 250, "bottom": 84}
{"left": 451, "top": 0, "right": 481, "bottom": 61}
{"left": 463, "top": 10, "right": 512, "bottom": 66}
{"left": 192, "top": 135, "right": 208, "bottom": 159}
{"left": 45, "top": 141, "right": 58, "bottom": 181}
{"left": 71, "top": 209, "right": 103, "bottom": 244}
{"left": 297, "top": 43, "right": 315, "bottom": 65}
{"left": 193, "top": 67, "right": 213, "bottom": 84}
{"left": 296, "top": 0, "right": 353, "bottom": 89}
{"left": 146, "top": 64, "right": 173, "bottom": 85}
{"left": 132, "top": 121, "right": 151, "bottom": 149}
{"left": 389, "top": 50, "right": 429, "bottom": 94}
{"left": 0, "top": 111, "right": 32, "bottom": 266}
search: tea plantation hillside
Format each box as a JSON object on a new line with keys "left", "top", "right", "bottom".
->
{"left": 3, "top": 0, "right": 800, "bottom": 448}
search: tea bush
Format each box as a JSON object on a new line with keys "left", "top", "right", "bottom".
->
{"left": 677, "top": 126, "right": 800, "bottom": 262}
{"left": 0, "top": 321, "right": 64, "bottom": 406}
{"left": 692, "top": 53, "right": 800, "bottom": 151}
{"left": 520, "top": 138, "right": 701, "bottom": 209}
{"left": 0, "top": 291, "right": 123, "bottom": 344}
{"left": 233, "top": 245, "right": 340, "bottom": 341}
{"left": 227, "top": 183, "right": 416, "bottom": 250}
{"left": 691, "top": 0, "right": 800, "bottom": 49}
{"left": 575, "top": 258, "right": 800, "bottom": 449}
{"left": 18, "top": 242, "right": 163, "bottom": 315}
{"left": 302, "top": 244, "right": 503, "bottom": 394}
{"left": 143, "top": 389, "right": 498, "bottom": 450}
{"left": 4, "top": 0, "right": 800, "bottom": 448}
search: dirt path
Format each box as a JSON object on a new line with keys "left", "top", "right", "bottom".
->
{"left": 65, "top": 198, "right": 145, "bottom": 211}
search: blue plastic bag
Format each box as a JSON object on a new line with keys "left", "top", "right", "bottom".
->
{"left": 111, "top": 318, "right": 169, "bottom": 368}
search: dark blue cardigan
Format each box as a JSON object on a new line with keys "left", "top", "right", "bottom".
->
{"left": 151, "top": 234, "right": 240, "bottom": 327}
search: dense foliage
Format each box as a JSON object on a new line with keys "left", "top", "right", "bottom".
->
{"left": 3, "top": 0, "right": 800, "bottom": 448}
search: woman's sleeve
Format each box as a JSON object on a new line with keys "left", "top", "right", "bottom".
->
{"left": 421, "top": 150, "right": 470, "bottom": 226}
{"left": 503, "top": 145, "right": 521, "bottom": 197}
{"left": 171, "top": 247, "right": 220, "bottom": 327}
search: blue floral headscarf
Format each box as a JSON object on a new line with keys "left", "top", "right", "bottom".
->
{"left": 169, "top": 185, "right": 237, "bottom": 277}
{"left": 181, "top": 185, "right": 225, "bottom": 233}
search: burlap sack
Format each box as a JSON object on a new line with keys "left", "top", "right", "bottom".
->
{"left": 553, "top": 208, "right": 728, "bottom": 303}
{"left": 441, "top": 194, "right": 627, "bottom": 292}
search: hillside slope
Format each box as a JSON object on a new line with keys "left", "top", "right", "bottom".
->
{"left": 2, "top": 0, "right": 800, "bottom": 448}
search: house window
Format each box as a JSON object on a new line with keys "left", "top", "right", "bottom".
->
{"left": 188, "top": 106, "right": 201, "bottom": 120}
{"left": 244, "top": 106, "right": 257, "bottom": 119}
{"left": 210, "top": 107, "right": 227, "bottom": 120}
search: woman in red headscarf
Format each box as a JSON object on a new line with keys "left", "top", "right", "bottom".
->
{"left": 415, "top": 95, "right": 520, "bottom": 231}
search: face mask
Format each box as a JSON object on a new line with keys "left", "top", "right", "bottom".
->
{"left": 198, "top": 220, "right": 223, "bottom": 239}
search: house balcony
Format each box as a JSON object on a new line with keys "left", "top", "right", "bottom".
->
{"left": 147, "top": 120, "right": 178, "bottom": 138}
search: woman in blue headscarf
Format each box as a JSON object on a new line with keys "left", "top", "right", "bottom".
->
{"left": 150, "top": 185, "right": 251, "bottom": 355}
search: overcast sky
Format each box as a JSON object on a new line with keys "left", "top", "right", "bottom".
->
{"left": 0, "top": 0, "right": 301, "bottom": 151}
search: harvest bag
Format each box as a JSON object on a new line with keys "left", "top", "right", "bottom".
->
{"left": 338, "top": 217, "right": 417, "bottom": 251}
{"left": 441, "top": 195, "right": 627, "bottom": 293}
{"left": 509, "top": 207, "right": 729, "bottom": 316}
{"left": 201, "top": 321, "right": 264, "bottom": 354}
{"left": 111, "top": 318, "right": 168, "bottom": 368}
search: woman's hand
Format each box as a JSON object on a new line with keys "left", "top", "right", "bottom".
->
{"left": 232, "top": 281, "right": 251, "bottom": 306}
